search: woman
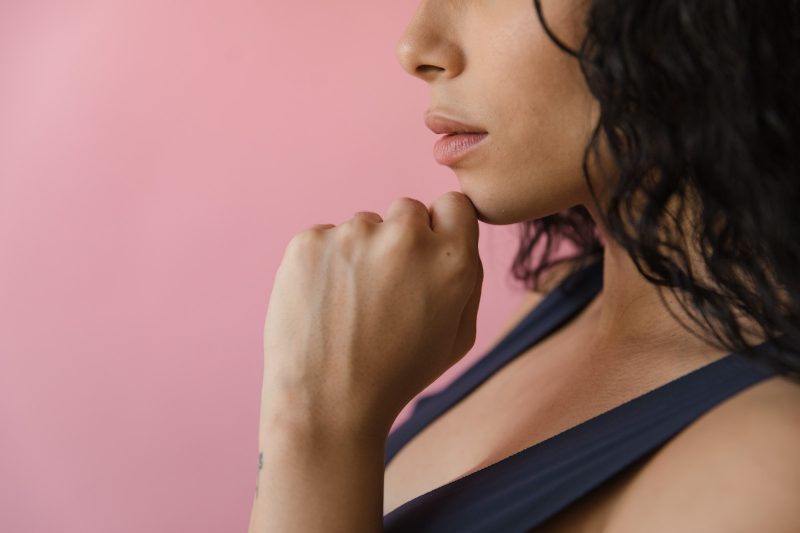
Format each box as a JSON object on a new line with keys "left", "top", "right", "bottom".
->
{"left": 249, "top": 1, "right": 800, "bottom": 531}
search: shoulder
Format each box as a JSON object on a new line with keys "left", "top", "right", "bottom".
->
{"left": 603, "top": 374, "right": 800, "bottom": 533}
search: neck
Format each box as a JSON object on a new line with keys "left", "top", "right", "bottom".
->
{"left": 578, "top": 202, "right": 731, "bottom": 369}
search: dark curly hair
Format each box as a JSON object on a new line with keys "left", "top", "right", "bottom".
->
{"left": 512, "top": 0, "right": 800, "bottom": 377}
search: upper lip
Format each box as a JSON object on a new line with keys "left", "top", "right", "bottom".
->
{"left": 424, "top": 111, "right": 488, "bottom": 135}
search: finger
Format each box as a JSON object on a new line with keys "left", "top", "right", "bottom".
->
{"left": 352, "top": 211, "right": 383, "bottom": 223}
{"left": 383, "top": 196, "right": 432, "bottom": 228}
{"left": 454, "top": 253, "right": 484, "bottom": 358}
{"left": 428, "top": 191, "right": 479, "bottom": 251}
{"left": 307, "top": 223, "right": 336, "bottom": 231}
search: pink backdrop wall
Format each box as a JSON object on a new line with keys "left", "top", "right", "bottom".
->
{"left": 0, "top": 2, "right": 541, "bottom": 531}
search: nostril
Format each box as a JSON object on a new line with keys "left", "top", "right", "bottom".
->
{"left": 416, "top": 64, "right": 443, "bottom": 73}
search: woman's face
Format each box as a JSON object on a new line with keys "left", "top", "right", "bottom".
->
{"left": 396, "top": 0, "right": 603, "bottom": 225}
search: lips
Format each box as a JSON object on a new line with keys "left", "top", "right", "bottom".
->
{"left": 424, "top": 112, "right": 488, "bottom": 135}
{"left": 424, "top": 110, "right": 490, "bottom": 166}
{"left": 433, "top": 132, "right": 488, "bottom": 166}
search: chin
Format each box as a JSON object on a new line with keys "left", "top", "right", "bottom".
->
{"left": 474, "top": 207, "right": 520, "bottom": 225}
{"left": 459, "top": 191, "right": 532, "bottom": 225}
{"left": 454, "top": 175, "right": 517, "bottom": 225}
{"left": 457, "top": 185, "right": 560, "bottom": 226}
{"left": 457, "top": 169, "right": 593, "bottom": 226}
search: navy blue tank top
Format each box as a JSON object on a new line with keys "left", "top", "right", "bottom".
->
{"left": 383, "top": 255, "right": 780, "bottom": 532}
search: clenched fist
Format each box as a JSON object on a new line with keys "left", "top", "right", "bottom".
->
{"left": 260, "top": 191, "right": 483, "bottom": 439}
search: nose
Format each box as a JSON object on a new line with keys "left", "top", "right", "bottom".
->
{"left": 394, "top": 4, "right": 465, "bottom": 82}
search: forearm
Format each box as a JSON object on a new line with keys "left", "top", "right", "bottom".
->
{"left": 248, "top": 401, "right": 387, "bottom": 533}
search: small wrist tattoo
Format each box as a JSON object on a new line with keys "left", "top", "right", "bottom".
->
{"left": 255, "top": 450, "right": 264, "bottom": 498}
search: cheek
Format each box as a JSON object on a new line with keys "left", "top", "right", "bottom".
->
{"left": 489, "top": 33, "right": 592, "bottom": 162}
{"left": 462, "top": 68, "right": 598, "bottom": 225}
{"left": 498, "top": 75, "right": 593, "bottom": 179}
{"left": 456, "top": 4, "right": 599, "bottom": 224}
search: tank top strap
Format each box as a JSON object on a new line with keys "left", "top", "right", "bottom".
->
{"left": 383, "top": 348, "right": 778, "bottom": 531}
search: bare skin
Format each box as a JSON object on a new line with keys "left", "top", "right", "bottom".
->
{"left": 382, "top": 261, "right": 800, "bottom": 531}
{"left": 249, "top": 0, "right": 800, "bottom": 531}
{"left": 383, "top": 0, "right": 800, "bottom": 529}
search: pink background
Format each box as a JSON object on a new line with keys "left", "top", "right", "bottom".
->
{"left": 0, "top": 2, "right": 546, "bottom": 531}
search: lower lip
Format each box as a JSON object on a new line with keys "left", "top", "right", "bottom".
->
{"left": 433, "top": 133, "right": 489, "bottom": 166}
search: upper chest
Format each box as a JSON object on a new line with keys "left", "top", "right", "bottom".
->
{"left": 383, "top": 351, "right": 791, "bottom": 532}
{"left": 382, "top": 298, "right": 628, "bottom": 523}
{"left": 381, "top": 293, "right": 739, "bottom": 528}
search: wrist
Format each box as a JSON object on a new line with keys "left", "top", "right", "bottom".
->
{"left": 259, "top": 384, "right": 392, "bottom": 448}
{"left": 252, "top": 386, "right": 388, "bottom": 533}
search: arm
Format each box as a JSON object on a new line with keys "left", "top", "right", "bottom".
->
{"left": 247, "top": 389, "right": 387, "bottom": 533}
{"left": 248, "top": 193, "right": 482, "bottom": 532}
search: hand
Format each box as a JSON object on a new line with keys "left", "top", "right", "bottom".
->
{"left": 260, "top": 191, "right": 483, "bottom": 438}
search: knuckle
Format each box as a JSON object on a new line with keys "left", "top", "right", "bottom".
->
{"left": 348, "top": 211, "right": 383, "bottom": 224}
{"left": 333, "top": 222, "right": 357, "bottom": 244}
{"left": 332, "top": 222, "right": 371, "bottom": 261}
{"left": 386, "top": 197, "right": 433, "bottom": 232}
{"left": 352, "top": 210, "right": 381, "bottom": 221}
{"left": 389, "top": 197, "right": 430, "bottom": 220}
{"left": 391, "top": 196, "right": 426, "bottom": 211}
{"left": 338, "top": 217, "right": 377, "bottom": 244}
{"left": 342, "top": 216, "right": 372, "bottom": 232}
{"left": 391, "top": 211, "right": 424, "bottom": 230}
{"left": 286, "top": 229, "right": 320, "bottom": 255}
{"left": 388, "top": 220, "right": 427, "bottom": 245}
{"left": 436, "top": 190, "right": 465, "bottom": 207}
